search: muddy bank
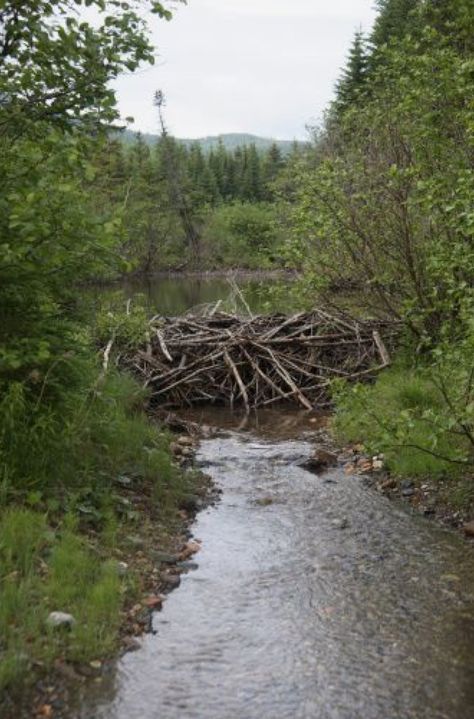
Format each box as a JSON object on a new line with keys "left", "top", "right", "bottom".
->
{"left": 336, "top": 440, "right": 474, "bottom": 538}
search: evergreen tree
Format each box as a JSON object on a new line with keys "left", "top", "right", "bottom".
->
{"left": 263, "top": 143, "right": 284, "bottom": 198}
{"left": 188, "top": 142, "right": 206, "bottom": 185}
{"left": 370, "top": 0, "right": 420, "bottom": 50}
{"left": 241, "top": 144, "right": 262, "bottom": 201}
{"left": 130, "top": 132, "right": 150, "bottom": 171}
{"left": 334, "top": 30, "right": 369, "bottom": 112}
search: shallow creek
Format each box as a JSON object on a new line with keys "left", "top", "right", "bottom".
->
{"left": 75, "top": 409, "right": 474, "bottom": 719}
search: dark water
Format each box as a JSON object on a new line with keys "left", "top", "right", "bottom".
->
{"left": 76, "top": 410, "right": 474, "bottom": 719}
{"left": 93, "top": 273, "right": 295, "bottom": 316}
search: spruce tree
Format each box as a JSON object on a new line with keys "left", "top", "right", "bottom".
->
{"left": 370, "top": 0, "right": 420, "bottom": 50}
{"left": 263, "top": 143, "right": 284, "bottom": 197}
{"left": 241, "top": 144, "right": 262, "bottom": 201}
{"left": 334, "top": 30, "right": 368, "bottom": 113}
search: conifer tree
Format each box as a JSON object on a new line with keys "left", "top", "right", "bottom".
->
{"left": 370, "top": 0, "right": 420, "bottom": 50}
{"left": 263, "top": 143, "right": 284, "bottom": 198}
{"left": 334, "top": 30, "right": 368, "bottom": 112}
{"left": 241, "top": 144, "right": 262, "bottom": 201}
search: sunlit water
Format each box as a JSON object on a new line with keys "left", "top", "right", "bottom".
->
{"left": 77, "top": 411, "right": 474, "bottom": 719}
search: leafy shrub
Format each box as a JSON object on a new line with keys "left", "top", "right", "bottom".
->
{"left": 333, "top": 360, "right": 473, "bottom": 477}
{"left": 203, "top": 202, "right": 283, "bottom": 269}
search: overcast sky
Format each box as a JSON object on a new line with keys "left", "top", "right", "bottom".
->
{"left": 115, "top": 0, "right": 377, "bottom": 140}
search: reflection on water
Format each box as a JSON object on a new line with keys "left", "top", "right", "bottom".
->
{"left": 92, "top": 274, "right": 296, "bottom": 316}
{"left": 76, "top": 414, "right": 474, "bottom": 719}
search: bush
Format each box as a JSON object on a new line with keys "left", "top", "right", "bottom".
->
{"left": 333, "top": 359, "right": 473, "bottom": 478}
{"left": 202, "top": 201, "right": 283, "bottom": 269}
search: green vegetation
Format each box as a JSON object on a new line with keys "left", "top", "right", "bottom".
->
{"left": 333, "top": 366, "right": 467, "bottom": 478}
{"left": 95, "top": 128, "right": 295, "bottom": 272}
{"left": 203, "top": 202, "right": 282, "bottom": 269}
{"left": 276, "top": 0, "right": 474, "bottom": 477}
{"left": 0, "top": 510, "right": 121, "bottom": 693}
{"left": 0, "top": 0, "right": 198, "bottom": 704}
{"left": 1, "top": 0, "right": 473, "bottom": 704}
{"left": 0, "top": 364, "right": 194, "bottom": 701}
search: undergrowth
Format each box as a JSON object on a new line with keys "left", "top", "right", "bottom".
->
{"left": 333, "top": 364, "right": 470, "bottom": 478}
{"left": 0, "top": 510, "right": 121, "bottom": 693}
{"left": 0, "top": 358, "right": 192, "bottom": 700}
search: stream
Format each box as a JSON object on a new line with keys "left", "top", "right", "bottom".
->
{"left": 78, "top": 278, "right": 474, "bottom": 718}
{"left": 78, "top": 408, "right": 474, "bottom": 719}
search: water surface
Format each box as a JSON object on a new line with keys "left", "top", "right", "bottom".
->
{"left": 78, "top": 413, "right": 474, "bottom": 719}
{"left": 92, "top": 273, "right": 295, "bottom": 316}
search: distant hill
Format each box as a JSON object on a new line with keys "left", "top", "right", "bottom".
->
{"left": 120, "top": 130, "right": 302, "bottom": 154}
{"left": 178, "top": 133, "right": 299, "bottom": 154}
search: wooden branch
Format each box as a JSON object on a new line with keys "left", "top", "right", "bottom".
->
{"left": 118, "top": 309, "right": 399, "bottom": 410}
{"left": 372, "top": 330, "right": 391, "bottom": 367}
{"left": 224, "top": 350, "right": 250, "bottom": 414}
{"left": 156, "top": 329, "right": 173, "bottom": 362}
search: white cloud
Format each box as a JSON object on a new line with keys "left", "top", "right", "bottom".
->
{"left": 115, "top": 0, "right": 377, "bottom": 139}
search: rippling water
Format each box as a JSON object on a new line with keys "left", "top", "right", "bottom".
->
{"left": 78, "top": 421, "right": 474, "bottom": 719}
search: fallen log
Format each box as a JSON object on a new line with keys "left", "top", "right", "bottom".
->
{"left": 119, "top": 309, "right": 399, "bottom": 412}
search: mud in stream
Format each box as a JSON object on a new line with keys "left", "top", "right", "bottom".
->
{"left": 77, "top": 410, "right": 474, "bottom": 719}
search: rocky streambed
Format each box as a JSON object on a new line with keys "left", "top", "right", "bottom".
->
{"left": 73, "top": 410, "right": 474, "bottom": 719}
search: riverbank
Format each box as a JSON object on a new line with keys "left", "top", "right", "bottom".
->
{"left": 26, "top": 439, "right": 217, "bottom": 719}
{"left": 341, "top": 444, "right": 474, "bottom": 536}
{"left": 0, "top": 390, "right": 217, "bottom": 719}
{"left": 330, "top": 363, "right": 474, "bottom": 536}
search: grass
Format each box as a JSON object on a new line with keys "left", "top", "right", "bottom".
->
{"left": 0, "top": 509, "right": 121, "bottom": 694}
{"left": 0, "top": 361, "right": 195, "bottom": 702}
{"left": 333, "top": 364, "right": 468, "bottom": 478}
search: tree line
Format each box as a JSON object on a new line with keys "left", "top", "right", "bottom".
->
{"left": 93, "top": 125, "right": 294, "bottom": 271}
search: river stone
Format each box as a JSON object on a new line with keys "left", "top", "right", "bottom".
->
{"left": 255, "top": 497, "right": 274, "bottom": 506}
{"left": 332, "top": 518, "right": 349, "bottom": 530}
{"left": 123, "top": 637, "right": 142, "bottom": 654}
{"left": 401, "top": 479, "right": 415, "bottom": 497}
{"left": 299, "top": 449, "right": 338, "bottom": 474}
{"left": 47, "top": 611, "right": 76, "bottom": 629}
{"left": 152, "top": 552, "right": 180, "bottom": 565}
{"left": 177, "top": 435, "right": 194, "bottom": 447}
{"left": 116, "top": 561, "right": 129, "bottom": 577}
{"left": 179, "top": 495, "right": 203, "bottom": 513}
{"left": 463, "top": 521, "right": 474, "bottom": 538}
{"left": 162, "top": 573, "right": 181, "bottom": 590}
{"left": 178, "top": 560, "right": 199, "bottom": 571}
{"left": 170, "top": 442, "right": 183, "bottom": 456}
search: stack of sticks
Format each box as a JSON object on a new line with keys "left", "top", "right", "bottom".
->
{"left": 121, "top": 308, "right": 398, "bottom": 412}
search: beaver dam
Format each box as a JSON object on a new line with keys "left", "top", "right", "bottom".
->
{"left": 121, "top": 309, "right": 399, "bottom": 411}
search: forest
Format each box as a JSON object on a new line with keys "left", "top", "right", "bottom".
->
{"left": 1, "top": 0, "right": 474, "bottom": 712}
{"left": 97, "top": 129, "right": 296, "bottom": 271}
